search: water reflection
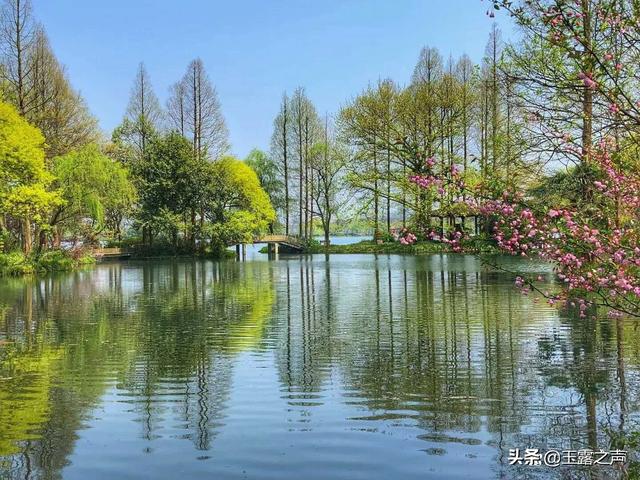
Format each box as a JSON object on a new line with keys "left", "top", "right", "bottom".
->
{"left": 0, "top": 255, "right": 637, "bottom": 479}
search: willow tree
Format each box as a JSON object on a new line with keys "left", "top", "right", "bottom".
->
{"left": 50, "top": 145, "right": 136, "bottom": 246}
{"left": 203, "top": 157, "right": 275, "bottom": 252}
{"left": 244, "top": 149, "right": 283, "bottom": 232}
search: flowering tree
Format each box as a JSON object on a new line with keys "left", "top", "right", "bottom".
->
{"left": 483, "top": 141, "right": 639, "bottom": 317}
{"left": 401, "top": 141, "right": 639, "bottom": 318}
{"left": 390, "top": 1, "right": 640, "bottom": 318}
{"left": 472, "top": 0, "right": 640, "bottom": 318}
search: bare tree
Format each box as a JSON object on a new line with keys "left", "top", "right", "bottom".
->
{"left": 28, "top": 27, "right": 97, "bottom": 157}
{"left": 270, "top": 92, "right": 290, "bottom": 234}
{"left": 0, "top": 0, "right": 35, "bottom": 114}
{"left": 181, "top": 58, "right": 229, "bottom": 160}
{"left": 290, "top": 87, "right": 320, "bottom": 237}
{"left": 166, "top": 79, "right": 187, "bottom": 136}
{"left": 310, "top": 115, "right": 347, "bottom": 247}
{"left": 123, "top": 62, "right": 163, "bottom": 156}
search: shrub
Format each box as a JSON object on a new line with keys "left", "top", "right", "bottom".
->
{"left": 34, "top": 250, "right": 74, "bottom": 272}
{"left": 0, "top": 251, "right": 33, "bottom": 275}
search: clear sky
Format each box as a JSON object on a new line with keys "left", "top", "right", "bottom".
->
{"left": 32, "top": 0, "right": 513, "bottom": 159}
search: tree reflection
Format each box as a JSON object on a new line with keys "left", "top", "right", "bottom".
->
{"left": 0, "top": 255, "right": 637, "bottom": 479}
{"left": 0, "top": 259, "right": 276, "bottom": 478}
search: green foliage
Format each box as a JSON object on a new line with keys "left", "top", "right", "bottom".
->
{"left": 306, "top": 238, "right": 497, "bottom": 255}
{"left": 205, "top": 156, "right": 276, "bottom": 252}
{"left": 0, "top": 251, "right": 34, "bottom": 275}
{"left": 35, "top": 249, "right": 74, "bottom": 271}
{"left": 244, "top": 149, "right": 284, "bottom": 212}
{"left": 0, "top": 102, "right": 48, "bottom": 187}
{"left": 0, "top": 249, "right": 94, "bottom": 276}
{"left": 134, "top": 132, "right": 205, "bottom": 240}
{"left": 122, "top": 133, "right": 275, "bottom": 256}
{"left": 52, "top": 144, "right": 136, "bottom": 240}
{"left": 0, "top": 102, "right": 62, "bottom": 227}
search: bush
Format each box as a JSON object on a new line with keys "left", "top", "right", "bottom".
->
{"left": 0, "top": 249, "right": 95, "bottom": 276}
{"left": 34, "top": 250, "right": 74, "bottom": 271}
{"left": 0, "top": 251, "right": 33, "bottom": 275}
{"left": 105, "top": 237, "right": 142, "bottom": 249}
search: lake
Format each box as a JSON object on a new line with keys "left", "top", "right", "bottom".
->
{"left": 0, "top": 253, "right": 637, "bottom": 479}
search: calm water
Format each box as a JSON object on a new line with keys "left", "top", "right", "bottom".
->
{"left": 0, "top": 254, "right": 638, "bottom": 480}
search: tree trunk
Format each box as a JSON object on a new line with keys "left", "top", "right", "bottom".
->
{"left": 22, "top": 218, "right": 31, "bottom": 254}
{"left": 283, "top": 101, "right": 289, "bottom": 235}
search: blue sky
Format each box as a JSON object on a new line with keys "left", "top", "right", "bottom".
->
{"left": 33, "top": 0, "right": 513, "bottom": 159}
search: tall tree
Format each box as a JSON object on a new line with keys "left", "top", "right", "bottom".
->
{"left": 180, "top": 58, "right": 229, "bottom": 160}
{"left": 289, "top": 87, "right": 320, "bottom": 238}
{"left": 310, "top": 116, "right": 347, "bottom": 247}
{"left": 121, "top": 62, "right": 163, "bottom": 157}
{"left": 0, "top": 0, "right": 34, "bottom": 115}
{"left": 0, "top": 0, "right": 97, "bottom": 159}
{"left": 456, "top": 54, "right": 475, "bottom": 175}
{"left": 28, "top": 28, "right": 98, "bottom": 158}
{"left": 166, "top": 80, "right": 187, "bottom": 136}
{"left": 270, "top": 93, "right": 290, "bottom": 233}
{"left": 487, "top": 24, "right": 502, "bottom": 173}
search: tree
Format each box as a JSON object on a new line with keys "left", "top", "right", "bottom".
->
{"left": 133, "top": 132, "right": 204, "bottom": 247}
{"left": 50, "top": 145, "right": 136, "bottom": 246}
{"left": 0, "top": 0, "right": 35, "bottom": 116}
{"left": 121, "top": 62, "right": 163, "bottom": 157}
{"left": 0, "top": 1, "right": 98, "bottom": 158}
{"left": 0, "top": 101, "right": 61, "bottom": 253}
{"left": 244, "top": 149, "right": 283, "bottom": 232}
{"left": 456, "top": 54, "right": 475, "bottom": 175}
{"left": 289, "top": 87, "right": 320, "bottom": 237}
{"left": 166, "top": 80, "right": 187, "bottom": 136}
{"left": 270, "top": 93, "right": 290, "bottom": 233}
{"left": 492, "top": 1, "right": 611, "bottom": 168}
{"left": 309, "top": 117, "right": 347, "bottom": 247}
{"left": 27, "top": 28, "right": 98, "bottom": 158}
{"left": 203, "top": 157, "right": 275, "bottom": 252}
{"left": 176, "top": 58, "right": 229, "bottom": 160}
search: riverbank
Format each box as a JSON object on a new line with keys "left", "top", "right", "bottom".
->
{"left": 308, "top": 239, "right": 500, "bottom": 255}
{"left": 1, "top": 239, "right": 498, "bottom": 276}
{"left": 0, "top": 250, "right": 95, "bottom": 276}
{"left": 255, "top": 238, "right": 500, "bottom": 255}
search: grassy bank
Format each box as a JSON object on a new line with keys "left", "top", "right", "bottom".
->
{"left": 309, "top": 239, "right": 500, "bottom": 255}
{"left": 256, "top": 238, "right": 500, "bottom": 255}
{"left": 105, "top": 239, "right": 236, "bottom": 260}
{"left": 0, "top": 250, "right": 95, "bottom": 276}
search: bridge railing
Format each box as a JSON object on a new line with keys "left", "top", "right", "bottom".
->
{"left": 251, "top": 235, "right": 304, "bottom": 249}
{"left": 92, "top": 247, "right": 131, "bottom": 257}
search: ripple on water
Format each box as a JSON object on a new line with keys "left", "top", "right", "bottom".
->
{"left": 0, "top": 256, "right": 637, "bottom": 480}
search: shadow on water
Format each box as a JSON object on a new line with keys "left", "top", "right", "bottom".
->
{"left": 0, "top": 254, "right": 638, "bottom": 479}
